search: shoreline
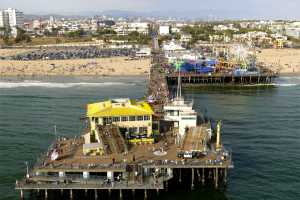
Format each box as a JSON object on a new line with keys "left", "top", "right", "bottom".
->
{"left": 278, "top": 72, "right": 300, "bottom": 76}
{"left": 0, "top": 74, "right": 148, "bottom": 82}
{"left": 0, "top": 72, "right": 299, "bottom": 80}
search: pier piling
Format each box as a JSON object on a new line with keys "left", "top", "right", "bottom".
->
{"left": 179, "top": 168, "right": 182, "bottom": 183}
{"left": 144, "top": 189, "right": 147, "bottom": 200}
{"left": 224, "top": 169, "right": 228, "bottom": 184}
{"left": 20, "top": 189, "right": 23, "bottom": 200}
{"left": 95, "top": 189, "right": 98, "bottom": 200}
{"left": 70, "top": 189, "right": 73, "bottom": 200}
{"left": 191, "top": 168, "right": 194, "bottom": 190}
{"left": 215, "top": 168, "right": 219, "bottom": 189}
{"left": 202, "top": 168, "right": 205, "bottom": 185}
{"left": 108, "top": 189, "right": 111, "bottom": 197}
{"left": 119, "top": 189, "right": 123, "bottom": 199}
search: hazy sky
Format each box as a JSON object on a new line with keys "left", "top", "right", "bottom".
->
{"left": 0, "top": 0, "right": 299, "bottom": 18}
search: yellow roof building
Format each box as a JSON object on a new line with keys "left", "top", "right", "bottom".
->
{"left": 87, "top": 98, "right": 154, "bottom": 118}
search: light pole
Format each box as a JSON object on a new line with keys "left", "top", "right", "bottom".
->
{"left": 25, "top": 161, "right": 29, "bottom": 178}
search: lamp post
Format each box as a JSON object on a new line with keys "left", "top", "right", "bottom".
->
{"left": 25, "top": 161, "right": 29, "bottom": 178}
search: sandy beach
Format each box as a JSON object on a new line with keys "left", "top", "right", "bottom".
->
{"left": 0, "top": 57, "right": 150, "bottom": 76}
{"left": 0, "top": 47, "right": 150, "bottom": 76}
{"left": 257, "top": 49, "right": 300, "bottom": 75}
{"left": 1, "top": 48, "right": 300, "bottom": 76}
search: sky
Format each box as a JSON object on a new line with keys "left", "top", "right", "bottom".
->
{"left": 0, "top": 0, "right": 299, "bottom": 19}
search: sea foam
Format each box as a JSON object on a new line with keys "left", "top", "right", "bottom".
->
{"left": 0, "top": 80, "right": 135, "bottom": 89}
{"left": 275, "top": 83, "right": 299, "bottom": 87}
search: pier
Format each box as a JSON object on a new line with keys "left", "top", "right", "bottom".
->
{"left": 15, "top": 36, "right": 234, "bottom": 200}
{"left": 167, "top": 71, "right": 278, "bottom": 88}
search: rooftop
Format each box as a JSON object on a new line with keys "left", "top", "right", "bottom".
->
{"left": 87, "top": 98, "right": 154, "bottom": 117}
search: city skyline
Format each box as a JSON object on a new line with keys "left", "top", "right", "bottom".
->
{"left": 0, "top": 0, "right": 300, "bottom": 19}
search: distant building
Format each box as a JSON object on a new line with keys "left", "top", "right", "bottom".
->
{"left": 286, "top": 28, "right": 300, "bottom": 39}
{"left": 4, "top": 8, "right": 24, "bottom": 28}
{"left": 32, "top": 20, "right": 41, "bottom": 29}
{"left": 180, "top": 33, "right": 192, "bottom": 43}
{"left": 49, "top": 16, "right": 56, "bottom": 27}
{"left": 128, "top": 22, "right": 149, "bottom": 35}
{"left": 0, "top": 7, "right": 24, "bottom": 39}
{"left": 171, "top": 27, "right": 180, "bottom": 33}
{"left": 135, "top": 47, "right": 151, "bottom": 57}
{"left": 162, "top": 39, "right": 185, "bottom": 51}
{"left": 159, "top": 25, "right": 170, "bottom": 35}
{"left": 0, "top": 11, "right": 9, "bottom": 28}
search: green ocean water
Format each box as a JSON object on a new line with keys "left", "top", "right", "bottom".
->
{"left": 0, "top": 76, "right": 299, "bottom": 200}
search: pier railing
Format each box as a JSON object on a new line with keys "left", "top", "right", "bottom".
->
{"left": 17, "top": 173, "right": 171, "bottom": 190}
{"left": 168, "top": 71, "right": 278, "bottom": 78}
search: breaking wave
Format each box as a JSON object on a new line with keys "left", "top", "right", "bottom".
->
{"left": 275, "top": 83, "right": 299, "bottom": 87}
{"left": 0, "top": 80, "right": 135, "bottom": 89}
{"left": 280, "top": 76, "right": 300, "bottom": 80}
{"left": 276, "top": 76, "right": 300, "bottom": 87}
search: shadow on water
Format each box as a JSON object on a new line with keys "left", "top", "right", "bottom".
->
{"left": 27, "top": 188, "right": 229, "bottom": 200}
{"left": 24, "top": 168, "right": 230, "bottom": 200}
{"left": 183, "top": 85, "right": 278, "bottom": 93}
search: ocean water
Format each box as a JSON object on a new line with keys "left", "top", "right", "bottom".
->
{"left": 0, "top": 76, "right": 300, "bottom": 200}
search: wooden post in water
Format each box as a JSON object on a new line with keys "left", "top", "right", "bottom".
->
{"left": 108, "top": 189, "right": 111, "bottom": 198}
{"left": 45, "top": 189, "right": 48, "bottom": 199}
{"left": 202, "top": 168, "right": 205, "bottom": 185}
{"left": 95, "top": 189, "right": 98, "bottom": 200}
{"left": 70, "top": 189, "right": 73, "bottom": 200}
{"left": 191, "top": 168, "right": 194, "bottom": 190}
{"left": 166, "top": 180, "right": 168, "bottom": 191}
{"left": 144, "top": 189, "right": 147, "bottom": 200}
{"left": 179, "top": 168, "right": 182, "bottom": 183}
{"left": 20, "top": 190, "right": 24, "bottom": 200}
{"left": 215, "top": 168, "right": 219, "bottom": 189}
{"left": 224, "top": 168, "right": 228, "bottom": 184}
{"left": 119, "top": 189, "right": 123, "bottom": 199}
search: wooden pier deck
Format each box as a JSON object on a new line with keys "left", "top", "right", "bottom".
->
{"left": 167, "top": 72, "right": 278, "bottom": 87}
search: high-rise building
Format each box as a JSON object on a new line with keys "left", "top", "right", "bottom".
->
{"left": 5, "top": 8, "right": 24, "bottom": 27}
{"left": 0, "top": 11, "right": 9, "bottom": 28}
{"left": 49, "top": 16, "right": 56, "bottom": 26}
